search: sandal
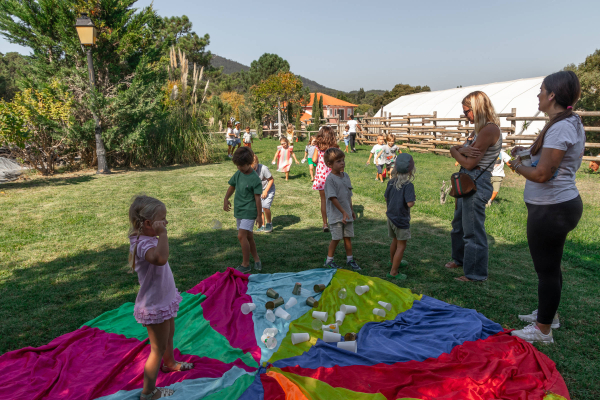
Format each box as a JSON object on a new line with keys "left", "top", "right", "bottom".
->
{"left": 445, "top": 261, "right": 462, "bottom": 269}
{"left": 161, "top": 361, "right": 194, "bottom": 373}
{"left": 387, "top": 272, "right": 407, "bottom": 280}
{"left": 140, "top": 387, "right": 174, "bottom": 399}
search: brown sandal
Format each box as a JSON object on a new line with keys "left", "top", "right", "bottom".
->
{"left": 444, "top": 261, "right": 462, "bottom": 269}
{"left": 161, "top": 361, "right": 193, "bottom": 373}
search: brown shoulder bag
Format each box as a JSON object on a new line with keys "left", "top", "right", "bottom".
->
{"left": 449, "top": 158, "right": 496, "bottom": 198}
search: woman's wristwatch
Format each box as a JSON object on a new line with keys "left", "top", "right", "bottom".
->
{"left": 514, "top": 163, "right": 523, "bottom": 174}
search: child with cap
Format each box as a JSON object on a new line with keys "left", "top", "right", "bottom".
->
{"left": 384, "top": 153, "right": 416, "bottom": 279}
{"left": 323, "top": 147, "right": 361, "bottom": 271}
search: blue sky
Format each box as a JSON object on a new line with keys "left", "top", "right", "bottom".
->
{"left": 1, "top": 0, "right": 599, "bottom": 92}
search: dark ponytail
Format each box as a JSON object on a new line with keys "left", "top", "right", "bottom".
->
{"left": 531, "top": 71, "right": 581, "bottom": 156}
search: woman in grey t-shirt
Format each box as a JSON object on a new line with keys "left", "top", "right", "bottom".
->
{"left": 508, "top": 70, "right": 584, "bottom": 345}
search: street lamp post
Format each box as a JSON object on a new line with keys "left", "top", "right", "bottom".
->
{"left": 75, "top": 13, "right": 109, "bottom": 174}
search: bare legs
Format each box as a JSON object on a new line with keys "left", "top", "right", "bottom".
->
{"left": 263, "top": 208, "right": 272, "bottom": 224}
{"left": 227, "top": 145, "right": 233, "bottom": 157}
{"left": 143, "top": 319, "right": 176, "bottom": 397}
{"left": 309, "top": 165, "right": 314, "bottom": 181}
{"left": 285, "top": 171, "right": 289, "bottom": 181}
{"left": 328, "top": 237, "right": 353, "bottom": 257}
{"left": 238, "top": 229, "right": 260, "bottom": 267}
{"left": 389, "top": 238, "right": 407, "bottom": 276}
{"left": 319, "top": 190, "right": 327, "bottom": 229}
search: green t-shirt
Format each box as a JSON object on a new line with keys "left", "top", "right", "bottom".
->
{"left": 228, "top": 170, "right": 263, "bottom": 220}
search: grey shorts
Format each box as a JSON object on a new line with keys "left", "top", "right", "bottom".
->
{"left": 236, "top": 218, "right": 255, "bottom": 232}
{"left": 330, "top": 221, "right": 354, "bottom": 240}
{"left": 387, "top": 219, "right": 411, "bottom": 240}
{"left": 261, "top": 191, "right": 275, "bottom": 209}
{"left": 491, "top": 176, "right": 503, "bottom": 192}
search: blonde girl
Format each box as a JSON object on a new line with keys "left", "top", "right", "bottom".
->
{"left": 303, "top": 135, "right": 318, "bottom": 181}
{"left": 129, "top": 195, "right": 193, "bottom": 400}
{"left": 448, "top": 91, "right": 501, "bottom": 282}
{"left": 272, "top": 137, "right": 299, "bottom": 181}
{"left": 286, "top": 123, "right": 296, "bottom": 143}
{"left": 312, "top": 126, "right": 339, "bottom": 232}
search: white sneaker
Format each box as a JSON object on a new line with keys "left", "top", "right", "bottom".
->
{"left": 511, "top": 322, "right": 554, "bottom": 344}
{"left": 518, "top": 309, "right": 560, "bottom": 329}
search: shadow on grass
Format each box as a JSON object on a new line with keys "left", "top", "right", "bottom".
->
{"left": 2, "top": 174, "right": 95, "bottom": 190}
{"left": 271, "top": 215, "right": 301, "bottom": 230}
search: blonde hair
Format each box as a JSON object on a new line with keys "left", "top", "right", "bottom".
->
{"left": 385, "top": 134, "right": 395, "bottom": 143}
{"left": 128, "top": 195, "right": 166, "bottom": 272}
{"left": 462, "top": 91, "right": 500, "bottom": 134}
{"left": 390, "top": 167, "right": 416, "bottom": 190}
{"left": 287, "top": 123, "right": 294, "bottom": 134}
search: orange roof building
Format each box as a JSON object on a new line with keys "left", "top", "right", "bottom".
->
{"left": 303, "top": 93, "right": 357, "bottom": 123}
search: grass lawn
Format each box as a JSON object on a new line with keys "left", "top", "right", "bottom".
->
{"left": 1, "top": 138, "right": 599, "bottom": 398}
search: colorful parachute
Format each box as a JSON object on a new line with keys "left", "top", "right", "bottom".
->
{"left": 0, "top": 268, "right": 570, "bottom": 399}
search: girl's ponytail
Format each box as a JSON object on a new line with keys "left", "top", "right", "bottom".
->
{"left": 128, "top": 195, "right": 166, "bottom": 273}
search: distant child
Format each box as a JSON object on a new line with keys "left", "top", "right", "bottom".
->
{"left": 488, "top": 149, "right": 512, "bottom": 207}
{"left": 384, "top": 154, "right": 416, "bottom": 280}
{"left": 272, "top": 137, "right": 299, "bottom": 181}
{"left": 226, "top": 120, "right": 236, "bottom": 158}
{"left": 312, "top": 126, "right": 339, "bottom": 232}
{"left": 233, "top": 121, "right": 242, "bottom": 152}
{"left": 377, "top": 134, "right": 401, "bottom": 177}
{"left": 128, "top": 195, "right": 193, "bottom": 400}
{"left": 243, "top": 127, "right": 253, "bottom": 149}
{"left": 223, "top": 147, "right": 263, "bottom": 273}
{"left": 252, "top": 154, "right": 275, "bottom": 233}
{"left": 343, "top": 125, "right": 350, "bottom": 153}
{"left": 303, "top": 136, "right": 318, "bottom": 181}
{"left": 286, "top": 123, "right": 296, "bottom": 143}
{"left": 366, "top": 135, "right": 386, "bottom": 182}
{"left": 323, "top": 147, "right": 361, "bottom": 271}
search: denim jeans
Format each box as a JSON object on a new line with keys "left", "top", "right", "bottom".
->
{"left": 451, "top": 169, "right": 493, "bottom": 281}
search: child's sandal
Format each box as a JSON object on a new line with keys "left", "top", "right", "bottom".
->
{"left": 140, "top": 387, "right": 174, "bottom": 399}
{"left": 161, "top": 361, "right": 193, "bottom": 373}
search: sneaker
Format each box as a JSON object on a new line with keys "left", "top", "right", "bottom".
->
{"left": 346, "top": 259, "right": 362, "bottom": 271}
{"left": 323, "top": 258, "right": 342, "bottom": 269}
{"left": 511, "top": 322, "right": 554, "bottom": 344}
{"left": 518, "top": 309, "right": 560, "bottom": 329}
{"left": 264, "top": 223, "right": 273, "bottom": 233}
{"left": 254, "top": 261, "right": 262, "bottom": 271}
{"left": 236, "top": 265, "right": 251, "bottom": 274}
{"left": 256, "top": 226, "right": 265, "bottom": 233}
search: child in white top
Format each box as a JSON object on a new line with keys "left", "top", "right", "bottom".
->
{"left": 343, "top": 125, "right": 350, "bottom": 153}
{"left": 488, "top": 149, "right": 512, "bottom": 206}
{"left": 302, "top": 136, "right": 318, "bottom": 181}
{"left": 366, "top": 135, "right": 386, "bottom": 182}
{"left": 243, "top": 126, "right": 253, "bottom": 149}
{"left": 226, "top": 120, "right": 236, "bottom": 158}
{"left": 128, "top": 195, "right": 193, "bottom": 400}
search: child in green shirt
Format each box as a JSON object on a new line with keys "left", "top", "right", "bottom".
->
{"left": 223, "top": 147, "right": 263, "bottom": 273}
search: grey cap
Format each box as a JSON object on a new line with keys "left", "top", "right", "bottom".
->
{"left": 395, "top": 153, "right": 414, "bottom": 173}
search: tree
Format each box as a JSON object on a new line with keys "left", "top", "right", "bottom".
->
{"left": 242, "top": 53, "right": 290, "bottom": 90}
{"left": 160, "top": 16, "right": 211, "bottom": 68}
{"left": 372, "top": 83, "right": 431, "bottom": 111}
{"left": 318, "top": 95, "right": 324, "bottom": 121}
{"left": 356, "top": 88, "right": 365, "bottom": 104}
{"left": 220, "top": 91, "right": 245, "bottom": 121}
{"left": 566, "top": 49, "right": 600, "bottom": 145}
{"left": 336, "top": 91, "right": 350, "bottom": 102}
{"left": 250, "top": 72, "right": 309, "bottom": 129}
{"left": 0, "top": 52, "right": 27, "bottom": 101}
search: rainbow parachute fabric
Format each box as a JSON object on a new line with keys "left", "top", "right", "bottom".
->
{"left": 0, "top": 268, "right": 570, "bottom": 400}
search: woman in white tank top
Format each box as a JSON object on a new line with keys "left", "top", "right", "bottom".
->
{"left": 446, "top": 91, "right": 501, "bottom": 282}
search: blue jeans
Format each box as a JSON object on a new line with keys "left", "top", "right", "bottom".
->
{"left": 451, "top": 169, "right": 493, "bottom": 281}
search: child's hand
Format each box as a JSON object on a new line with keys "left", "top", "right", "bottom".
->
{"left": 342, "top": 212, "right": 350, "bottom": 224}
{"left": 152, "top": 220, "right": 167, "bottom": 236}
{"left": 454, "top": 161, "right": 459, "bottom": 167}
{"left": 272, "top": 161, "right": 276, "bottom": 165}
{"left": 255, "top": 218, "right": 263, "bottom": 228}
{"left": 261, "top": 191, "right": 268, "bottom": 199}
{"left": 366, "top": 161, "right": 370, "bottom": 165}
{"left": 223, "top": 200, "right": 232, "bottom": 212}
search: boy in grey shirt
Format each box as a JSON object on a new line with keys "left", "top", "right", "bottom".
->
{"left": 323, "top": 148, "right": 361, "bottom": 271}
{"left": 252, "top": 155, "right": 275, "bottom": 233}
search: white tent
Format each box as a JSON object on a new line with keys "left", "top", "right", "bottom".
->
{"left": 375, "top": 77, "right": 546, "bottom": 135}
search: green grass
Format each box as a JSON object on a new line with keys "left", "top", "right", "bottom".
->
{"left": 1, "top": 138, "right": 599, "bottom": 398}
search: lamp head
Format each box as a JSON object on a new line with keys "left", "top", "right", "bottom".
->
{"left": 75, "top": 13, "right": 97, "bottom": 46}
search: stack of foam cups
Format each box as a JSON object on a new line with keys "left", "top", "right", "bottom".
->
{"left": 335, "top": 311, "right": 345, "bottom": 325}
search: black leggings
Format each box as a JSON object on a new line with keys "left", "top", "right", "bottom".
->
{"left": 349, "top": 133, "right": 356, "bottom": 151}
{"left": 526, "top": 196, "right": 583, "bottom": 324}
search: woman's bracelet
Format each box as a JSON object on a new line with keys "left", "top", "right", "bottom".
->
{"left": 514, "top": 163, "right": 523, "bottom": 174}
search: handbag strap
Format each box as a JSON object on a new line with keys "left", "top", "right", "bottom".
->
{"left": 473, "top": 156, "right": 497, "bottom": 182}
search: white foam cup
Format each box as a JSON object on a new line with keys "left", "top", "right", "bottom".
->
{"left": 335, "top": 311, "right": 345, "bottom": 325}
{"left": 323, "top": 331, "right": 342, "bottom": 343}
{"left": 300, "top": 288, "right": 311, "bottom": 297}
{"left": 285, "top": 297, "right": 298, "bottom": 309}
{"left": 274, "top": 307, "right": 291, "bottom": 321}
{"left": 378, "top": 301, "right": 392, "bottom": 311}
{"left": 322, "top": 323, "right": 339, "bottom": 333}
{"left": 265, "top": 309, "right": 276, "bottom": 322}
{"left": 291, "top": 333, "right": 310, "bottom": 345}
{"left": 355, "top": 285, "right": 370, "bottom": 295}
{"left": 241, "top": 303, "right": 256, "bottom": 315}
{"left": 340, "top": 304, "right": 357, "bottom": 314}
{"left": 373, "top": 308, "right": 386, "bottom": 317}
{"left": 312, "top": 311, "right": 328, "bottom": 322}
{"left": 337, "top": 340, "right": 357, "bottom": 353}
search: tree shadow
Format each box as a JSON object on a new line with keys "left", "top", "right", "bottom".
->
{"left": 287, "top": 172, "right": 307, "bottom": 180}
{"left": 271, "top": 215, "right": 301, "bottom": 230}
{"left": 354, "top": 204, "right": 365, "bottom": 219}
{"left": 2, "top": 174, "right": 95, "bottom": 190}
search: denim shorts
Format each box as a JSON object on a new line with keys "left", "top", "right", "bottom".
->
{"left": 344, "top": 138, "right": 350, "bottom": 146}
{"left": 227, "top": 139, "right": 240, "bottom": 146}
{"left": 261, "top": 191, "right": 275, "bottom": 209}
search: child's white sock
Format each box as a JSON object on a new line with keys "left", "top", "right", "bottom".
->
{"left": 326, "top": 256, "right": 334, "bottom": 264}
{"left": 347, "top": 255, "right": 353, "bottom": 262}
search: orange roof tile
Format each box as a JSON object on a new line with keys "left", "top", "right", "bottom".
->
{"left": 300, "top": 112, "right": 312, "bottom": 122}
{"left": 305, "top": 93, "right": 357, "bottom": 107}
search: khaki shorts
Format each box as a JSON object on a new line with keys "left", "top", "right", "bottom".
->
{"left": 387, "top": 219, "right": 411, "bottom": 240}
{"left": 330, "top": 221, "right": 354, "bottom": 241}
{"left": 491, "top": 176, "right": 503, "bottom": 192}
